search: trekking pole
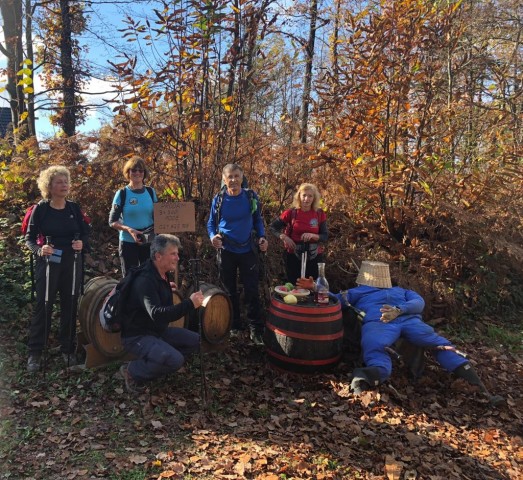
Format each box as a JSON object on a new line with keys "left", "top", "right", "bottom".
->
{"left": 42, "top": 236, "right": 52, "bottom": 377}
{"left": 67, "top": 233, "right": 80, "bottom": 369}
{"left": 190, "top": 258, "right": 208, "bottom": 409}
{"left": 30, "top": 253, "right": 35, "bottom": 301}
{"left": 215, "top": 246, "right": 225, "bottom": 290}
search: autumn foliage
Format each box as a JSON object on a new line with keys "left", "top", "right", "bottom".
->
{"left": 0, "top": 3, "right": 522, "bottom": 479}
{"left": 1, "top": 0, "right": 522, "bottom": 319}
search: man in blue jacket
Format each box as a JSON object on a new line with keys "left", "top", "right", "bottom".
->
{"left": 298, "top": 261, "right": 503, "bottom": 406}
{"left": 207, "top": 164, "right": 268, "bottom": 345}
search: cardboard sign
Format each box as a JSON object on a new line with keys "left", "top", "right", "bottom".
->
{"left": 154, "top": 202, "right": 195, "bottom": 233}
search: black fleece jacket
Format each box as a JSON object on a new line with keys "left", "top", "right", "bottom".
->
{"left": 25, "top": 200, "right": 90, "bottom": 255}
{"left": 122, "top": 259, "right": 196, "bottom": 338}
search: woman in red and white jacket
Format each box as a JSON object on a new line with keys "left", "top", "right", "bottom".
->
{"left": 270, "top": 183, "right": 328, "bottom": 284}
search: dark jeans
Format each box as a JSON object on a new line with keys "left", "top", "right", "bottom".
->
{"left": 284, "top": 251, "right": 324, "bottom": 285}
{"left": 28, "top": 251, "right": 82, "bottom": 355}
{"left": 119, "top": 240, "right": 150, "bottom": 277}
{"left": 122, "top": 328, "right": 200, "bottom": 383}
{"left": 220, "top": 249, "right": 263, "bottom": 332}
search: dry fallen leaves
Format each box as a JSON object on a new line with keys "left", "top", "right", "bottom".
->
{"left": 384, "top": 454, "right": 403, "bottom": 480}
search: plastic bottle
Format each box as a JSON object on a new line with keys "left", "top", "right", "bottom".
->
{"left": 315, "top": 263, "right": 329, "bottom": 304}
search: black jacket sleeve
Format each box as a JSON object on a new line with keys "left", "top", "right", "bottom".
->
{"left": 108, "top": 203, "right": 123, "bottom": 226}
{"left": 25, "top": 202, "right": 45, "bottom": 256}
{"left": 318, "top": 219, "right": 328, "bottom": 243}
{"left": 72, "top": 202, "right": 91, "bottom": 253}
{"left": 126, "top": 267, "right": 197, "bottom": 336}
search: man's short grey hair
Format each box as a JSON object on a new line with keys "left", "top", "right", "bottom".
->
{"left": 150, "top": 234, "right": 182, "bottom": 259}
{"left": 222, "top": 163, "right": 243, "bottom": 176}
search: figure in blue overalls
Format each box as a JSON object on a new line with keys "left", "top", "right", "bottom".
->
{"left": 298, "top": 261, "right": 504, "bottom": 406}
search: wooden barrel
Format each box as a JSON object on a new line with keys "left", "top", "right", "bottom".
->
{"left": 186, "top": 282, "right": 232, "bottom": 344}
{"left": 78, "top": 276, "right": 125, "bottom": 358}
{"left": 169, "top": 291, "right": 185, "bottom": 329}
{"left": 265, "top": 295, "right": 343, "bottom": 374}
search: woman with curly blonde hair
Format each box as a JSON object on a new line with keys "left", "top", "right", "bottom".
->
{"left": 270, "top": 183, "right": 328, "bottom": 284}
{"left": 25, "top": 165, "right": 90, "bottom": 373}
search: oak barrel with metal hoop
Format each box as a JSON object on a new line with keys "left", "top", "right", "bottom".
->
{"left": 78, "top": 276, "right": 124, "bottom": 358}
{"left": 186, "top": 282, "right": 232, "bottom": 344}
{"left": 265, "top": 295, "right": 343, "bottom": 374}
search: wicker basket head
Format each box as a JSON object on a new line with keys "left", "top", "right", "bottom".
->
{"left": 355, "top": 261, "right": 392, "bottom": 288}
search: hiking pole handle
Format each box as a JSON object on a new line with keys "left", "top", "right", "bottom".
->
{"left": 45, "top": 237, "right": 52, "bottom": 270}
{"left": 73, "top": 233, "right": 80, "bottom": 255}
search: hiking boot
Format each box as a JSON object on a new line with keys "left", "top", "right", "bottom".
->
{"left": 453, "top": 363, "right": 505, "bottom": 407}
{"left": 27, "top": 354, "right": 41, "bottom": 374}
{"left": 230, "top": 329, "right": 244, "bottom": 340}
{"left": 488, "top": 394, "right": 505, "bottom": 407}
{"left": 62, "top": 353, "right": 78, "bottom": 367}
{"left": 250, "top": 330, "right": 264, "bottom": 346}
{"left": 119, "top": 364, "right": 146, "bottom": 394}
{"left": 351, "top": 378, "right": 371, "bottom": 395}
{"left": 350, "top": 367, "right": 382, "bottom": 395}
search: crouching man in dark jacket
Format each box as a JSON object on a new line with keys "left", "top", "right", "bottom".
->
{"left": 119, "top": 234, "right": 204, "bottom": 393}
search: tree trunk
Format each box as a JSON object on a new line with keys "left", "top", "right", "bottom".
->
{"left": 331, "top": 0, "right": 341, "bottom": 82}
{"left": 0, "top": 0, "right": 27, "bottom": 145}
{"left": 300, "top": 0, "right": 318, "bottom": 144}
{"left": 25, "top": 0, "right": 36, "bottom": 138}
{"left": 60, "top": 0, "right": 76, "bottom": 136}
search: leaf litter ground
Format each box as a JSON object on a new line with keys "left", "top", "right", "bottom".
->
{"left": 0, "top": 328, "right": 522, "bottom": 480}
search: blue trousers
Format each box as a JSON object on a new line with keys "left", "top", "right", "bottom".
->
{"left": 122, "top": 327, "right": 200, "bottom": 383}
{"left": 361, "top": 317, "right": 468, "bottom": 382}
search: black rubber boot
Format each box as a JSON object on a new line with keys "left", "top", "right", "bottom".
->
{"left": 396, "top": 339, "right": 426, "bottom": 380}
{"left": 453, "top": 363, "right": 505, "bottom": 407}
{"left": 351, "top": 367, "right": 381, "bottom": 394}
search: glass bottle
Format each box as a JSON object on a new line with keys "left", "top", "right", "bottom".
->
{"left": 315, "top": 263, "right": 329, "bottom": 304}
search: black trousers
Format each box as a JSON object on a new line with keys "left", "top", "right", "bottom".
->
{"left": 119, "top": 240, "right": 150, "bottom": 277}
{"left": 284, "top": 251, "right": 324, "bottom": 285}
{"left": 28, "top": 251, "right": 82, "bottom": 355}
{"left": 219, "top": 249, "right": 263, "bottom": 332}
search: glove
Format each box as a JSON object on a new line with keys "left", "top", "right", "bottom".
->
{"left": 380, "top": 304, "right": 401, "bottom": 323}
{"left": 296, "top": 276, "right": 314, "bottom": 290}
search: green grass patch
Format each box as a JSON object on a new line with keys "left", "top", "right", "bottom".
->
{"left": 485, "top": 323, "right": 522, "bottom": 352}
{"left": 443, "top": 318, "right": 522, "bottom": 353}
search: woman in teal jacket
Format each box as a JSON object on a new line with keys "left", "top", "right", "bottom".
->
{"left": 109, "top": 156, "right": 157, "bottom": 277}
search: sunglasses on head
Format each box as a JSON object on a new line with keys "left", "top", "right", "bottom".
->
{"left": 130, "top": 168, "right": 144, "bottom": 173}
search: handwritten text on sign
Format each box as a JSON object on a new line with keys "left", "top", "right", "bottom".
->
{"left": 154, "top": 202, "right": 195, "bottom": 233}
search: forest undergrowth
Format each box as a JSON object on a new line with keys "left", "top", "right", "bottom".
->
{"left": 1, "top": 201, "right": 522, "bottom": 479}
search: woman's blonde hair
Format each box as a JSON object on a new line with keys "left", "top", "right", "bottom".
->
{"left": 37, "top": 165, "right": 71, "bottom": 200}
{"left": 292, "top": 183, "right": 321, "bottom": 211}
{"left": 123, "top": 155, "right": 149, "bottom": 181}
